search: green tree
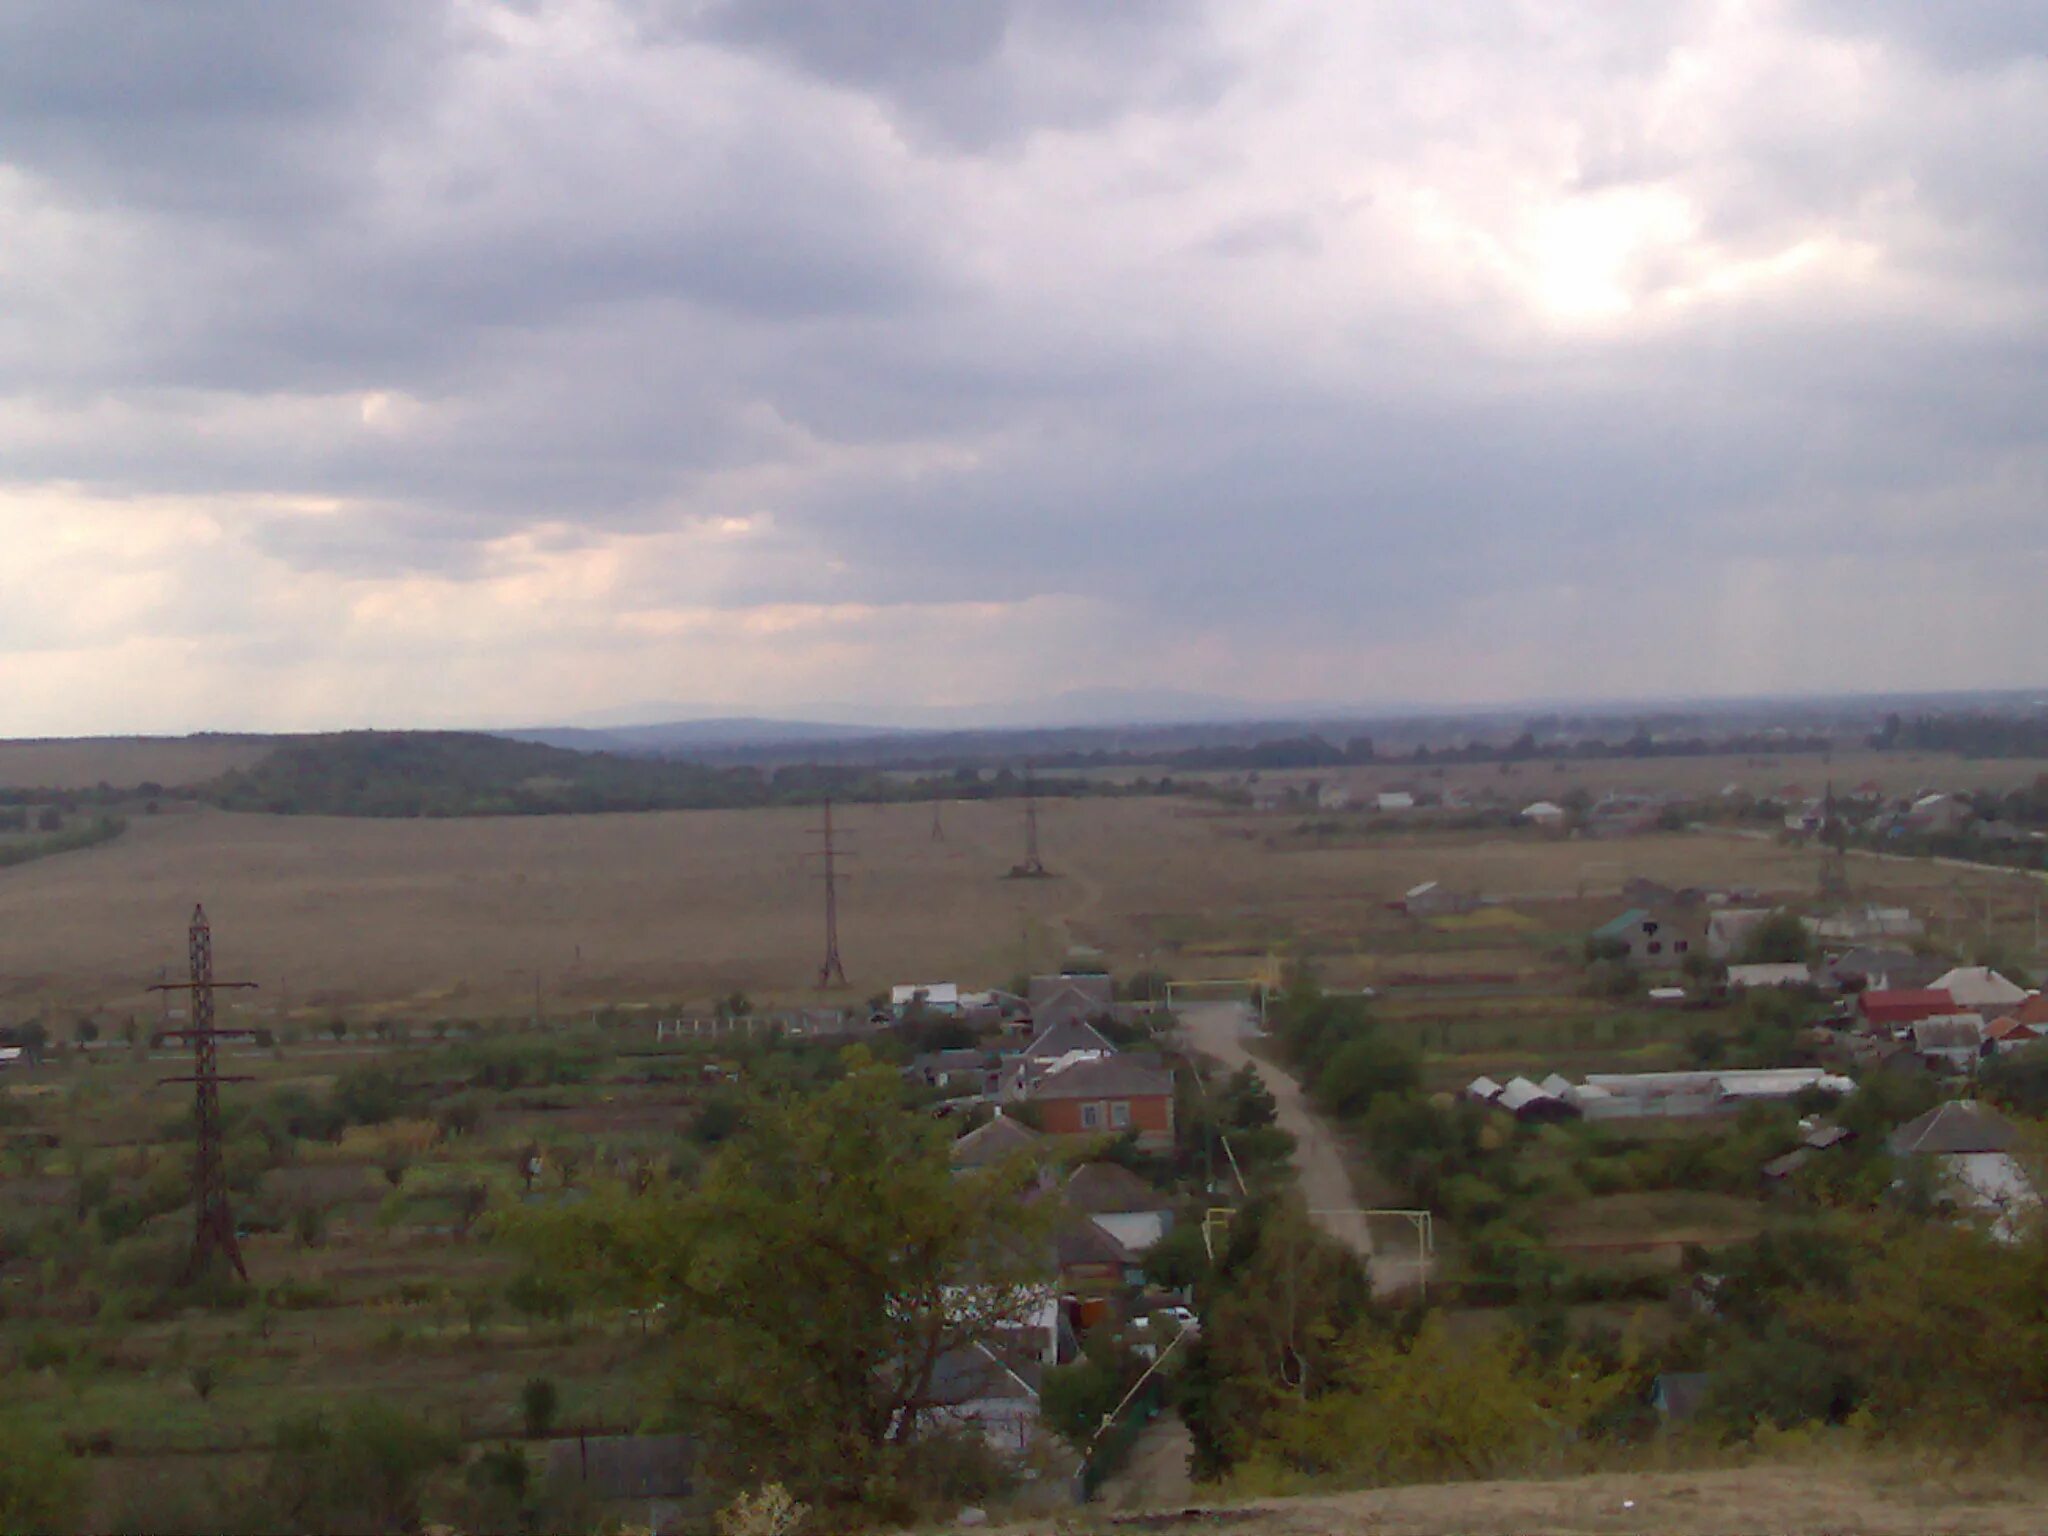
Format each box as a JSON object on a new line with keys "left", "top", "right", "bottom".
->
{"left": 521, "top": 1375, "right": 559, "bottom": 1438}
{"left": 1221, "top": 1064, "right": 1278, "bottom": 1129}
{"left": 0, "top": 1413, "right": 86, "bottom": 1533}
{"left": 1232, "top": 1314, "right": 1632, "bottom": 1494}
{"left": 503, "top": 1056, "right": 1051, "bottom": 1511}
{"left": 1314, "top": 1033, "right": 1420, "bottom": 1120}
{"left": 1179, "top": 1194, "right": 1372, "bottom": 1477}
{"left": 1739, "top": 909, "right": 1812, "bottom": 965}
{"left": 1981, "top": 1040, "right": 2048, "bottom": 1117}
{"left": 258, "top": 1401, "right": 460, "bottom": 1535}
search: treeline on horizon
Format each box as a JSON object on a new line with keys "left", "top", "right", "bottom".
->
{"left": 1873, "top": 711, "right": 2048, "bottom": 759}
{"left": 197, "top": 732, "right": 1167, "bottom": 818}
{"left": 880, "top": 725, "right": 1839, "bottom": 773}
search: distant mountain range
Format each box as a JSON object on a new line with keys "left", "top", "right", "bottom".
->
{"left": 502, "top": 687, "right": 1362, "bottom": 753}
{"left": 493, "top": 686, "right": 2048, "bottom": 764}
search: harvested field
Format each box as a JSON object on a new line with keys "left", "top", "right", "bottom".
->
{"left": 0, "top": 735, "right": 272, "bottom": 789}
{"left": 1, "top": 789, "right": 2039, "bottom": 1018}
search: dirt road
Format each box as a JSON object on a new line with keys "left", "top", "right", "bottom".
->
{"left": 1175, "top": 1001, "right": 1377, "bottom": 1263}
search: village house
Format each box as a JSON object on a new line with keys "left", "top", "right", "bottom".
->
{"left": 1375, "top": 790, "right": 1416, "bottom": 813}
{"left": 1705, "top": 907, "right": 1776, "bottom": 960}
{"left": 1726, "top": 962, "right": 1813, "bottom": 990}
{"left": 1930, "top": 966, "right": 2029, "bottom": 1016}
{"left": 1025, "top": 1055, "right": 1176, "bottom": 1149}
{"left": 1063, "top": 1161, "right": 1176, "bottom": 1255}
{"left": 1889, "top": 1100, "right": 2041, "bottom": 1242}
{"left": 1858, "top": 987, "right": 1958, "bottom": 1031}
{"left": 1001, "top": 1016, "right": 1119, "bottom": 1100}
{"left": 948, "top": 1110, "right": 1044, "bottom": 1172}
{"left": 1026, "top": 973, "right": 1115, "bottom": 1033}
{"left": 1316, "top": 782, "right": 1352, "bottom": 811}
{"left": 1984, "top": 1016, "right": 2043, "bottom": 1054}
{"left": 1807, "top": 905, "right": 1925, "bottom": 944}
{"left": 1396, "top": 880, "right": 1479, "bottom": 918}
{"left": 890, "top": 982, "right": 962, "bottom": 1016}
{"left": 1050, "top": 1211, "right": 1143, "bottom": 1292}
{"left": 919, "top": 1343, "right": 1045, "bottom": 1459}
{"left": 1821, "top": 947, "right": 1946, "bottom": 993}
{"left": 1902, "top": 793, "right": 1970, "bottom": 836}
{"left": 1909, "top": 1015, "right": 1987, "bottom": 1073}
{"left": 1520, "top": 799, "right": 1567, "bottom": 828}
{"left": 1589, "top": 906, "right": 1705, "bottom": 970}
{"left": 905, "top": 1047, "right": 1002, "bottom": 1098}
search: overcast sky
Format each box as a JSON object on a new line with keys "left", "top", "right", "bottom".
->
{"left": 3, "top": 0, "right": 2046, "bottom": 734}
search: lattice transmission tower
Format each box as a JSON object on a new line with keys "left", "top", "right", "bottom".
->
{"left": 1005, "top": 772, "right": 1051, "bottom": 879}
{"left": 149, "top": 904, "right": 256, "bottom": 1283}
{"left": 808, "top": 799, "right": 852, "bottom": 987}
{"left": 1818, "top": 780, "right": 1852, "bottom": 903}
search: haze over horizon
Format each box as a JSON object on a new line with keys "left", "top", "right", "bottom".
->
{"left": 5, "top": 2, "right": 2048, "bottom": 737}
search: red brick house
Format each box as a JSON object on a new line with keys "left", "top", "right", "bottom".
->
{"left": 1027, "top": 1056, "right": 1175, "bottom": 1150}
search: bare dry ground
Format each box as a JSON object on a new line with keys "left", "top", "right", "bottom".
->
{"left": 1019, "top": 1461, "right": 2048, "bottom": 1535}
{"left": 0, "top": 734, "right": 271, "bottom": 789}
{"left": 1, "top": 788, "right": 2040, "bottom": 1019}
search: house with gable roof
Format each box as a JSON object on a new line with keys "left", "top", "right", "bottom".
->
{"left": 1000, "top": 1016, "right": 1119, "bottom": 1101}
{"left": 1026, "top": 1055, "right": 1176, "bottom": 1150}
{"left": 1890, "top": 1100, "right": 2041, "bottom": 1242}
{"left": 949, "top": 1110, "right": 1045, "bottom": 1172}
{"left": 1589, "top": 906, "right": 1703, "bottom": 970}
{"left": 1027, "top": 973, "right": 1115, "bottom": 1033}
{"left": 1063, "top": 1161, "right": 1175, "bottom": 1255}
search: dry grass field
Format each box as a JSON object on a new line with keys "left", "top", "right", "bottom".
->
{"left": 0, "top": 735, "right": 272, "bottom": 789}
{"left": 1152, "top": 747, "right": 2048, "bottom": 801}
{"left": 3, "top": 781, "right": 2043, "bottom": 1021}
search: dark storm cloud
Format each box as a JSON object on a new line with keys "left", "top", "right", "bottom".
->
{"left": 5, "top": 0, "right": 2048, "bottom": 725}
{"left": 0, "top": 0, "right": 448, "bottom": 217}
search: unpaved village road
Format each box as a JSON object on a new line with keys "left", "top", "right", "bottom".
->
{"left": 1175, "top": 1001, "right": 1377, "bottom": 1265}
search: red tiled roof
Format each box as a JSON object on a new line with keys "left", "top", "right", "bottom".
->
{"left": 1987, "top": 1016, "right": 2040, "bottom": 1042}
{"left": 2014, "top": 993, "right": 2048, "bottom": 1026}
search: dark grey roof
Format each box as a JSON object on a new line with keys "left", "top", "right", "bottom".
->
{"left": 928, "top": 1342, "right": 1040, "bottom": 1406}
{"left": 1028, "top": 974, "right": 1114, "bottom": 1010}
{"left": 949, "top": 1113, "right": 1043, "bottom": 1167}
{"left": 1064, "top": 1161, "right": 1171, "bottom": 1215}
{"left": 1028, "top": 1055, "right": 1173, "bottom": 1101}
{"left": 1890, "top": 1100, "right": 2017, "bottom": 1156}
{"left": 1053, "top": 1213, "right": 1134, "bottom": 1269}
{"left": 1761, "top": 1149, "right": 1811, "bottom": 1179}
{"left": 1825, "top": 948, "right": 1942, "bottom": 988}
{"left": 1912, "top": 1018, "right": 1986, "bottom": 1051}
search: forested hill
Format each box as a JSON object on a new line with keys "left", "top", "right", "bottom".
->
{"left": 198, "top": 731, "right": 1123, "bottom": 817}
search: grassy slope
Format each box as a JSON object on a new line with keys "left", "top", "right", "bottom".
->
{"left": 1004, "top": 1459, "right": 2048, "bottom": 1534}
